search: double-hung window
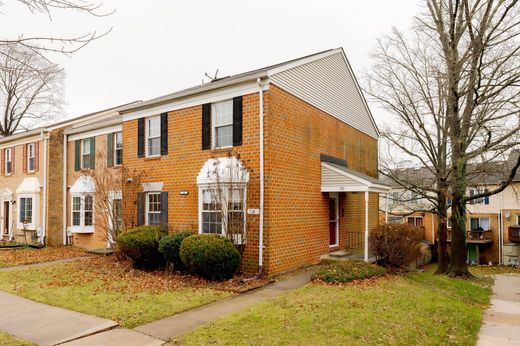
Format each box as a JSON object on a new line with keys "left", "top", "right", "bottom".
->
{"left": 212, "top": 100, "right": 233, "bottom": 148}
{"left": 201, "top": 189, "right": 222, "bottom": 234}
{"left": 27, "top": 143, "right": 35, "bottom": 172}
{"left": 19, "top": 197, "right": 33, "bottom": 224}
{"left": 71, "top": 194, "right": 94, "bottom": 232}
{"left": 147, "top": 116, "right": 161, "bottom": 157}
{"left": 517, "top": 214, "right": 520, "bottom": 226}
{"left": 146, "top": 192, "right": 161, "bottom": 225}
{"left": 82, "top": 138, "right": 92, "bottom": 169}
{"left": 469, "top": 188, "right": 490, "bottom": 205}
{"left": 200, "top": 187, "right": 245, "bottom": 235}
{"left": 114, "top": 132, "right": 123, "bottom": 165}
{"left": 5, "top": 148, "right": 12, "bottom": 175}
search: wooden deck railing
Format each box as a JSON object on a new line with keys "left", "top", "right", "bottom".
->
{"left": 509, "top": 226, "right": 520, "bottom": 243}
{"left": 447, "top": 229, "right": 493, "bottom": 243}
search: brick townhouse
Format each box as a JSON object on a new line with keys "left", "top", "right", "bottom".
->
{"left": 119, "top": 48, "right": 390, "bottom": 274}
{"left": 0, "top": 48, "right": 391, "bottom": 275}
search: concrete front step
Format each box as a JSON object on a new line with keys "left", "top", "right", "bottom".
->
{"left": 320, "top": 250, "right": 376, "bottom": 264}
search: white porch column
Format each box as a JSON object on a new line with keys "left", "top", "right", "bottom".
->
{"left": 385, "top": 193, "right": 389, "bottom": 223}
{"left": 364, "top": 190, "right": 369, "bottom": 262}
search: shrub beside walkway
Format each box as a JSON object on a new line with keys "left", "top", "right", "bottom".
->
{"left": 477, "top": 274, "right": 520, "bottom": 345}
{"left": 134, "top": 270, "right": 314, "bottom": 340}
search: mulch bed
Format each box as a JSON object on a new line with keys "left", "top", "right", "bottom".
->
{"left": 0, "top": 246, "right": 89, "bottom": 267}
{"left": 48, "top": 256, "right": 272, "bottom": 294}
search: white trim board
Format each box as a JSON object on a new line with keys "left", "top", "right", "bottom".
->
{"left": 67, "top": 124, "right": 122, "bottom": 142}
{"left": 122, "top": 81, "right": 269, "bottom": 122}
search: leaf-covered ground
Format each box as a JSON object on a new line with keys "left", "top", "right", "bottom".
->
{"left": 0, "top": 256, "right": 237, "bottom": 328}
{"left": 177, "top": 266, "right": 511, "bottom": 346}
{"left": 0, "top": 246, "right": 88, "bottom": 267}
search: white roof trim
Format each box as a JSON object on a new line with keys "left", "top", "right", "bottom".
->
{"left": 16, "top": 177, "right": 41, "bottom": 194}
{"left": 266, "top": 48, "right": 343, "bottom": 76}
{"left": 321, "top": 162, "right": 391, "bottom": 193}
{"left": 197, "top": 157, "right": 250, "bottom": 185}
{"left": 0, "top": 188, "right": 13, "bottom": 197}
{"left": 70, "top": 176, "right": 96, "bottom": 194}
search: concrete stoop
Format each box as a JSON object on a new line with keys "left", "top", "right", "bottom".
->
{"left": 320, "top": 250, "right": 376, "bottom": 264}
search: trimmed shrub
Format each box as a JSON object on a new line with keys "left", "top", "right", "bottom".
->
{"left": 158, "top": 231, "right": 193, "bottom": 270}
{"left": 180, "top": 234, "right": 241, "bottom": 281}
{"left": 370, "top": 223, "right": 423, "bottom": 269}
{"left": 117, "top": 226, "right": 167, "bottom": 270}
{"left": 313, "top": 261, "right": 386, "bottom": 283}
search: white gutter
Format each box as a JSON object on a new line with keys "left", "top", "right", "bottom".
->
{"left": 41, "top": 130, "right": 48, "bottom": 244}
{"left": 499, "top": 193, "right": 503, "bottom": 265}
{"left": 257, "top": 77, "right": 265, "bottom": 273}
{"left": 364, "top": 191, "right": 369, "bottom": 262}
{"left": 63, "top": 132, "right": 68, "bottom": 245}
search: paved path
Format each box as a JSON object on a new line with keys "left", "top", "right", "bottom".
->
{"left": 0, "top": 291, "right": 118, "bottom": 346}
{"left": 477, "top": 274, "right": 520, "bottom": 345}
{"left": 0, "top": 256, "right": 90, "bottom": 272}
{"left": 135, "top": 271, "right": 313, "bottom": 341}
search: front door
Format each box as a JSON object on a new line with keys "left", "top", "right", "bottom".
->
{"left": 329, "top": 195, "right": 339, "bottom": 247}
{"left": 3, "top": 201, "right": 10, "bottom": 237}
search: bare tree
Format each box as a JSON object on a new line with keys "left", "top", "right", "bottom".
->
{"left": 203, "top": 153, "right": 249, "bottom": 256}
{"left": 0, "top": 0, "right": 113, "bottom": 57}
{"left": 0, "top": 44, "right": 63, "bottom": 135}
{"left": 368, "top": 0, "right": 520, "bottom": 278}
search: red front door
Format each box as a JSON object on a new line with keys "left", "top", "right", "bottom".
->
{"left": 3, "top": 201, "right": 9, "bottom": 235}
{"left": 329, "top": 196, "right": 338, "bottom": 246}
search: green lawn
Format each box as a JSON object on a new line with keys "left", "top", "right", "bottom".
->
{"left": 178, "top": 266, "right": 503, "bottom": 346}
{"left": 0, "top": 257, "right": 233, "bottom": 328}
{"left": 0, "top": 332, "right": 34, "bottom": 346}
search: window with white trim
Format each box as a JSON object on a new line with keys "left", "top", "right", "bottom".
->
{"left": 146, "top": 116, "right": 161, "bottom": 157}
{"left": 469, "top": 188, "right": 489, "bottom": 205}
{"left": 200, "top": 187, "right": 245, "bottom": 235}
{"left": 81, "top": 138, "right": 93, "bottom": 170}
{"left": 5, "top": 148, "right": 12, "bottom": 175}
{"left": 114, "top": 132, "right": 123, "bottom": 166}
{"left": 19, "top": 197, "right": 33, "bottom": 224}
{"left": 447, "top": 217, "right": 452, "bottom": 229}
{"left": 212, "top": 100, "right": 233, "bottom": 148}
{"left": 27, "top": 143, "right": 35, "bottom": 172}
{"left": 146, "top": 192, "right": 161, "bottom": 225}
{"left": 517, "top": 214, "right": 520, "bottom": 226}
{"left": 70, "top": 194, "right": 94, "bottom": 232}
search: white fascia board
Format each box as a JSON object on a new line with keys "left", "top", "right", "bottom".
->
{"left": 0, "top": 133, "right": 44, "bottom": 150}
{"left": 266, "top": 49, "right": 343, "bottom": 76}
{"left": 321, "top": 186, "right": 368, "bottom": 192}
{"left": 123, "top": 81, "right": 269, "bottom": 122}
{"left": 67, "top": 124, "right": 122, "bottom": 142}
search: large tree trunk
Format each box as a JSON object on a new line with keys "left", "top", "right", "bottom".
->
{"left": 435, "top": 191, "right": 449, "bottom": 274}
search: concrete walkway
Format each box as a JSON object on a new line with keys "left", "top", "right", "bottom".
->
{"left": 477, "top": 274, "right": 520, "bottom": 345}
{"left": 0, "top": 291, "right": 118, "bottom": 346}
{"left": 0, "top": 256, "right": 90, "bottom": 272}
{"left": 135, "top": 271, "right": 313, "bottom": 341}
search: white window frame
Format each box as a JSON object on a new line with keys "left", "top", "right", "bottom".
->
{"left": 198, "top": 185, "right": 247, "bottom": 239}
{"left": 27, "top": 143, "right": 35, "bottom": 172}
{"left": 70, "top": 193, "right": 95, "bottom": 233}
{"left": 114, "top": 132, "right": 123, "bottom": 166}
{"left": 145, "top": 192, "right": 161, "bottom": 226}
{"left": 145, "top": 116, "right": 161, "bottom": 157}
{"left": 211, "top": 100, "right": 234, "bottom": 149}
{"left": 5, "top": 148, "right": 12, "bottom": 175}
{"left": 517, "top": 214, "right": 520, "bottom": 226}
{"left": 81, "top": 138, "right": 92, "bottom": 170}
{"left": 407, "top": 216, "right": 424, "bottom": 227}
{"left": 17, "top": 194, "right": 38, "bottom": 230}
{"left": 469, "top": 188, "right": 490, "bottom": 205}
{"left": 447, "top": 217, "right": 452, "bottom": 229}
{"left": 469, "top": 217, "right": 490, "bottom": 231}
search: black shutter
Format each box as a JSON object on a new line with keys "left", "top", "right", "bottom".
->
{"left": 202, "top": 103, "right": 211, "bottom": 150}
{"left": 160, "top": 113, "right": 168, "bottom": 156}
{"left": 233, "top": 96, "right": 243, "bottom": 147}
{"left": 90, "top": 137, "right": 96, "bottom": 169}
{"left": 160, "top": 192, "right": 168, "bottom": 230}
{"left": 138, "top": 118, "right": 145, "bottom": 158}
{"left": 137, "top": 192, "right": 145, "bottom": 226}
{"left": 107, "top": 133, "right": 114, "bottom": 167}
{"left": 74, "top": 140, "right": 81, "bottom": 171}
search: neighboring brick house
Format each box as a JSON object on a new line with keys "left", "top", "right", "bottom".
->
{"left": 119, "top": 48, "right": 390, "bottom": 274}
{"left": 381, "top": 151, "right": 520, "bottom": 265}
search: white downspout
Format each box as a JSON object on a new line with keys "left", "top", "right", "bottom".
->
{"left": 63, "top": 133, "right": 68, "bottom": 245}
{"left": 364, "top": 190, "right": 369, "bottom": 262}
{"left": 385, "top": 193, "right": 389, "bottom": 223}
{"left": 41, "top": 130, "right": 48, "bottom": 245}
{"left": 499, "top": 193, "right": 503, "bottom": 265}
{"left": 257, "top": 77, "right": 265, "bottom": 273}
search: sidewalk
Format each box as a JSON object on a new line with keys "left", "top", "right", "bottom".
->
{"left": 477, "top": 274, "right": 520, "bottom": 345}
{"left": 135, "top": 270, "right": 314, "bottom": 340}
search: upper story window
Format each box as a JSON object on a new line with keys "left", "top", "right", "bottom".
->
{"left": 5, "top": 148, "right": 12, "bottom": 175}
{"left": 470, "top": 217, "right": 490, "bottom": 231}
{"left": 146, "top": 192, "right": 161, "bottom": 225}
{"left": 469, "top": 188, "right": 490, "bottom": 205}
{"left": 147, "top": 116, "right": 161, "bottom": 157}
{"left": 212, "top": 100, "right": 233, "bottom": 148}
{"left": 517, "top": 214, "right": 520, "bottom": 226}
{"left": 82, "top": 138, "right": 93, "bottom": 170}
{"left": 114, "top": 132, "right": 123, "bottom": 166}
{"left": 27, "top": 143, "right": 35, "bottom": 172}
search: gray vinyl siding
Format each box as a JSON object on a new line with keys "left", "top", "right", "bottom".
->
{"left": 269, "top": 52, "right": 378, "bottom": 139}
{"left": 321, "top": 165, "right": 362, "bottom": 190}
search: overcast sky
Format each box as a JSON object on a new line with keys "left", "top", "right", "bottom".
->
{"left": 4, "top": 0, "right": 421, "bottom": 124}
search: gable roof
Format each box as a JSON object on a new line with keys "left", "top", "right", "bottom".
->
{"left": 119, "top": 48, "right": 379, "bottom": 139}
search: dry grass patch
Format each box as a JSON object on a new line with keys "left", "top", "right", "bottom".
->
{"left": 0, "top": 246, "right": 88, "bottom": 267}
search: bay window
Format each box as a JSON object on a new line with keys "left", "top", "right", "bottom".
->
{"left": 19, "top": 197, "right": 33, "bottom": 224}
{"left": 200, "top": 187, "right": 245, "bottom": 236}
{"left": 70, "top": 194, "right": 95, "bottom": 232}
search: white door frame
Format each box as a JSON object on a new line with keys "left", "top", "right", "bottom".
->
{"left": 1, "top": 199, "right": 12, "bottom": 240}
{"left": 329, "top": 193, "right": 339, "bottom": 247}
